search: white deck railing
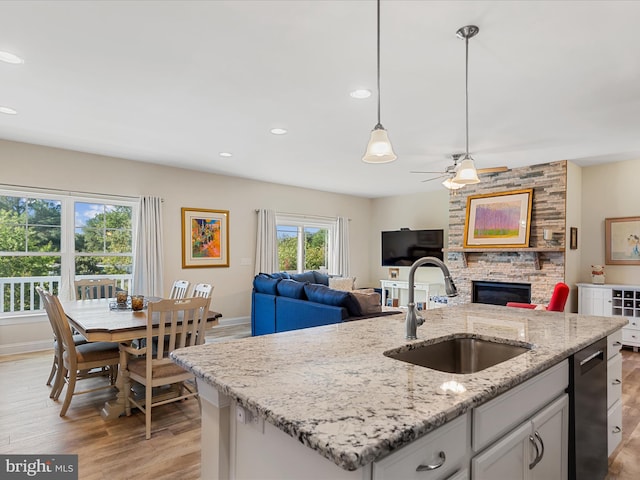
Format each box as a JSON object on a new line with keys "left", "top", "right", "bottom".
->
{"left": 0, "top": 274, "right": 132, "bottom": 315}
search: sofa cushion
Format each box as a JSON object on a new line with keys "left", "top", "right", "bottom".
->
{"left": 304, "top": 284, "right": 362, "bottom": 317}
{"left": 291, "top": 271, "right": 316, "bottom": 283}
{"left": 277, "top": 279, "right": 307, "bottom": 299}
{"left": 313, "top": 271, "right": 330, "bottom": 286}
{"left": 253, "top": 275, "right": 281, "bottom": 295}
{"left": 266, "top": 272, "right": 291, "bottom": 279}
{"left": 329, "top": 276, "right": 356, "bottom": 291}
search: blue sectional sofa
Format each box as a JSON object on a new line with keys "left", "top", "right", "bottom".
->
{"left": 251, "top": 272, "right": 398, "bottom": 336}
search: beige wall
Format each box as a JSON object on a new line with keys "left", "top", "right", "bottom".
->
{"left": 0, "top": 140, "right": 372, "bottom": 353}
{"left": 369, "top": 190, "right": 450, "bottom": 290}
{"left": 564, "top": 161, "right": 583, "bottom": 312}
{"left": 581, "top": 158, "right": 640, "bottom": 285}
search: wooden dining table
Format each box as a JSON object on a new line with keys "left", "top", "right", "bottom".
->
{"left": 63, "top": 297, "right": 221, "bottom": 420}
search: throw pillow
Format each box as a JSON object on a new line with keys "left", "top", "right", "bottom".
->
{"left": 312, "top": 271, "right": 330, "bottom": 286}
{"left": 350, "top": 290, "right": 382, "bottom": 315}
{"left": 253, "top": 275, "right": 281, "bottom": 295}
{"left": 329, "top": 276, "right": 356, "bottom": 291}
{"left": 291, "top": 271, "right": 316, "bottom": 283}
{"left": 277, "top": 279, "right": 307, "bottom": 299}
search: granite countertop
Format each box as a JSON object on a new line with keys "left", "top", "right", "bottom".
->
{"left": 170, "top": 303, "right": 627, "bottom": 471}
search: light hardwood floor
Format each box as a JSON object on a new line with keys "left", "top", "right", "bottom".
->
{"left": 2, "top": 328, "right": 639, "bottom": 479}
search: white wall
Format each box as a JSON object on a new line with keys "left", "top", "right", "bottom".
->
{"left": 581, "top": 158, "right": 640, "bottom": 285}
{"left": 0, "top": 140, "right": 372, "bottom": 353}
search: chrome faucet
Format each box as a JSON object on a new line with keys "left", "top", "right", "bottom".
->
{"left": 405, "top": 256, "right": 458, "bottom": 340}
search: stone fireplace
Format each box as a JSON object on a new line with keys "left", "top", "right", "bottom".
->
{"left": 446, "top": 161, "right": 567, "bottom": 306}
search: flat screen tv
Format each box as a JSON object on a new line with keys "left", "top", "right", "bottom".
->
{"left": 381, "top": 229, "right": 444, "bottom": 266}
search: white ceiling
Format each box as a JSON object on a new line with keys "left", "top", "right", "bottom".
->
{"left": 1, "top": 0, "right": 639, "bottom": 198}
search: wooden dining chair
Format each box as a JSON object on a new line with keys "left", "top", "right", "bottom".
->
{"left": 120, "top": 296, "right": 210, "bottom": 439}
{"left": 169, "top": 280, "right": 190, "bottom": 299}
{"left": 36, "top": 287, "right": 88, "bottom": 399}
{"left": 190, "top": 283, "right": 214, "bottom": 299}
{"left": 39, "top": 289, "right": 120, "bottom": 416}
{"left": 74, "top": 278, "right": 118, "bottom": 300}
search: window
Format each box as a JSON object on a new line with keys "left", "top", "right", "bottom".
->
{"left": 276, "top": 215, "right": 334, "bottom": 273}
{"left": 0, "top": 189, "right": 136, "bottom": 316}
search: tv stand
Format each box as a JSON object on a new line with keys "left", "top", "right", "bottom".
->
{"left": 380, "top": 280, "right": 433, "bottom": 309}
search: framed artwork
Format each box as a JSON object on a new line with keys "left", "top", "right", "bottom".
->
{"left": 388, "top": 267, "right": 399, "bottom": 279}
{"left": 181, "top": 208, "right": 229, "bottom": 268}
{"left": 570, "top": 227, "right": 578, "bottom": 250}
{"left": 605, "top": 216, "right": 640, "bottom": 265}
{"left": 463, "top": 189, "right": 533, "bottom": 248}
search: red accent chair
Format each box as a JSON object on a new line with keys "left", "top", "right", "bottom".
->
{"left": 506, "top": 282, "right": 570, "bottom": 312}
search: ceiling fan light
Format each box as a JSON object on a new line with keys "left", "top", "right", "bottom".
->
{"left": 442, "top": 177, "right": 465, "bottom": 190}
{"left": 452, "top": 158, "right": 480, "bottom": 184}
{"left": 362, "top": 126, "right": 397, "bottom": 163}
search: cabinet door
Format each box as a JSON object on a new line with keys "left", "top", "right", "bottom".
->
{"left": 529, "top": 395, "right": 569, "bottom": 480}
{"left": 579, "top": 286, "right": 611, "bottom": 316}
{"left": 471, "top": 421, "right": 530, "bottom": 480}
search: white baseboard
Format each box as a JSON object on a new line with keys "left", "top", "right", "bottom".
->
{"left": 0, "top": 340, "right": 52, "bottom": 356}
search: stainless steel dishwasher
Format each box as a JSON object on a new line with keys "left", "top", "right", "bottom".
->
{"left": 568, "top": 337, "right": 608, "bottom": 480}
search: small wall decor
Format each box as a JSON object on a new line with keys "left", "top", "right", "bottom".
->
{"left": 570, "top": 227, "right": 578, "bottom": 250}
{"left": 181, "top": 208, "right": 229, "bottom": 268}
{"left": 388, "top": 267, "right": 399, "bottom": 279}
{"left": 591, "top": 265, "right": 605, "bottom": 284}
{"left": 463, "top": 189, "right": 533, "bottom": 248}
{"left": 605, "top": 216, "right": 640, "bottom": 265}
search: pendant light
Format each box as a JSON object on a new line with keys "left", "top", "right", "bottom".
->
{"left": 452, "top": 25, "right": 480, "bottom": 184}
{"left": 362, "top": 0, "right": 396, "bottom": 164}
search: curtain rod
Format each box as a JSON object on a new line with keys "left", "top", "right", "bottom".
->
{"left": 0, "top": 182, "right": 160, "bottom": 202}
{"left": 255, "top": 209, "right": 350, "bottom": 221}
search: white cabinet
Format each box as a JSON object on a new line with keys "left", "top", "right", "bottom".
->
{"left": 471, "top": 395, "right": 568, "bottom": 480}
{"left": 372, "top": 413, "right": 469, "bottom": 480}
{"left": 380, "top": 280, "right": 434, "bottom": 309}
{"left": 578, "top": 283, "right": 640, "bottom": 349}
{"left": 607, "top": 329, "right": 623, "bottom": 456}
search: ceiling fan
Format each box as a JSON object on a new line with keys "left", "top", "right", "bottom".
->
{"left": 411, "top": 154, "right": 508, "bottom": 185}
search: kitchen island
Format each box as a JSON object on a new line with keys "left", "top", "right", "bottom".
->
{"left": 171, "top": 303, "right": 626, "bottom": 480}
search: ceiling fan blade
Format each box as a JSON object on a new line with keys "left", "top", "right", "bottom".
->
{"left": 420, "top": 174, "right": 448, "bottom": 183}
{"left": 477, "top": 166, "right": 509, "bottom": 174}
{"left": 410, "top": 170, "right": 446, "bottom": 174}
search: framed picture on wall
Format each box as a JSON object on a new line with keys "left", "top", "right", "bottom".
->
{"left": 181, "top": 208, "right": 230, "bottom": 268}
{"left": 570, "top": 227, "right": 578, "bottom": 250}
{"left": 463, "top": 189, "right": 533, "bottom": 248}
{"left": 388, "top": 267, "right": 399, "bottom": 279}
{"left": 605, "top": 216, "right": 640, "bottom": 265}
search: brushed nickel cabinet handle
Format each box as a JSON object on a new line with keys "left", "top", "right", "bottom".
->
{"left": 612, "top": 426, "right": 621, "bottom": 434}
{"left": 417, "top": 451, "right": 445, "bottom": 472}
{"left": 612, "top": 379, "right": 621, "bottom": 385}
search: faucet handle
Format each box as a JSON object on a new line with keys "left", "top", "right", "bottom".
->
{"left": 414, "top": 307, "right": 425, "bottom": 326}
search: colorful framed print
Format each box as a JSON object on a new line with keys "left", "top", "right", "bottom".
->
{"left": 605, "top": 216, "right": 640, "bottom": 265}
{"left": 181, "top": 208, "right": 229, "bottom": 268}
{"left": 463, "top": 189, "right": 533, "bottom": 248}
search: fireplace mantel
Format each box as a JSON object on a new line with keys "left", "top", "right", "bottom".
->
{"left": 444, "top": 246, "right": 565, "bottom": 270}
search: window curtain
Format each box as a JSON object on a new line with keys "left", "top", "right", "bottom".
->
{"left": 333, "top": 216, "right": 350, "bottom": 277}
{"left": 255, "top": 209, "right": 278, "bottom": 275}
{"left": 133, "top": 196, "right": 164, "bottom": 297}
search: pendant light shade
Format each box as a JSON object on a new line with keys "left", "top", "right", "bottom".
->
{"left": 363, "top": 125, "right": 396, "bottom": 163}
{"left": 442, "top": 177, "right": 465, "bottom": 190}
{"left": 362, "top": 0, "right": 396, "bottom": 164}
{"left": 452, "top": 25, "right": 480, "bottom": 185}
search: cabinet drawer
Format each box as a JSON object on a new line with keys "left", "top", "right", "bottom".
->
{"left": 472, "top": 360, "right": 568, "bottom": 451}
{"left": 373, "top": 413, "right": 469, "bottom": 480}
{"left": 608, "top": 400, "right": 622, "bottom": 457}
{"left": 625, "top": 317, "right": 640, "bottom": 330}
{"left": 607, "top": 353, "right": 622, "bottom": 409}
{"left": 622, "top": 328, "right": 640, "bottom": 346}
{"left": 608, "top": 330, "right": 623, "bottom": 359}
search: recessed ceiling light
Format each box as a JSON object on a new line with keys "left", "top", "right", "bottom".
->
{"left": 0, "top": 106, "right": 17, "bottom": 115}
{"left": 0, "top": 51, "right": 24, "bottom": 64}
{"left": 270, "top": 128, "right": 287, "bottom": 135}
{"left": 219, "top": 152, "right": 233, "bottom": 158}
{"left": 350, "top": 89, "right": 371, "bottom": 99}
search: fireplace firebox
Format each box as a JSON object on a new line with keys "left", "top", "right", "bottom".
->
{"left": 472, "top": 281, "right": 531, "bottom": 306}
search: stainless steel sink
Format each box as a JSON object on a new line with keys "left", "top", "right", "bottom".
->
{"left": 385, "top": 336, "right": 531, "bottom": 374}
